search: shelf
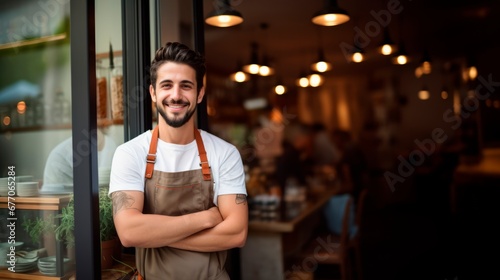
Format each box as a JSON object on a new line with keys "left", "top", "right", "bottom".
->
{"left": 96, "top": 50, "right": 123, "bottom": 60}
{"left": 0, "top": 270, "right": 73, "bottom": 280}
{"left": 98, "top": 118, "right": 123, "bottom": 127}
{"left": 0, "top": 124, "right": 71, "bottom": 134}
{"left": 0, "top": 118, "right": 123, "bottom": 134}
{"left": 0, "top": 194, "right": 74, "bottom": 279}
{"left": 0, "top": 33, "right": 67, "bottom": 52}
{"left": 0, "top": 195, "right": 72, "bottom": 211}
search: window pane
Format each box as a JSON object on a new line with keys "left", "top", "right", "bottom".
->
{"left": 0, "top": 0, "right": 74, "bottom": 278}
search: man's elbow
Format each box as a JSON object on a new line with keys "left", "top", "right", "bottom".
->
{"left": 233, "top": 228, "right": 248, "bottom": 248}
{"left": 117, "top": 231, "right": 137, "bottom": 248}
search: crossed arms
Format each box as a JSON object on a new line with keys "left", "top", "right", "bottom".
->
{"left": 112, "top": 190, "right": 248, "bottom": 252}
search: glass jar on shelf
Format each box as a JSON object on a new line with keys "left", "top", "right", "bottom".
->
{"left": 33, "top": 93, "right": 46, "bottom": 126}
{"left": 96, "top": 59, "right": 109, "bottom": 120}
{"left": 52, "top": 90, "right": 70, "bottom": 125}
{"left": 109, "top": 57, "right": 123, "bottom": 121}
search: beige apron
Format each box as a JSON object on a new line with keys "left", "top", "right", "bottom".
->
{"left": 135, "top": 126, "right": 229, "bottom": 280}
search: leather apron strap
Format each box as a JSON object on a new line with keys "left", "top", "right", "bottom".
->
{"left": 145, "top": 126, "right": 211, "bottom": 181}
{"left": 145, "top": 126, "right": 159, "bottom": 179}
{"left": 194, "top": 128, "right": 211, "bottom": 181}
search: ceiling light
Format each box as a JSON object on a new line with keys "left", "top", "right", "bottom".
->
{"left": 242, "top": 42, "right": 260, "bottom": 74}
{"left": 392, "top": 42, "right": 409, "bottom": 65}
{"left": 377, "top": 28, "right": 397, "bottom": 55}
{"left": 393, "top": 54, "right": 408, "bottom": 65}
{"left": 350, "top": 45, "right": 364, "bottom": 63}
{"left": 308, "top": 73, "right": 324, "bottom": 87}
{"left": 205, "top": 0, "right": 244, "bottom": 27}
{"left": 419, "top": 50, "right": 432, "bottom": 74}
{"left": 296, "top": 72, "right": 310, "bottom": 87}
{"left": 230, "top": 61, "right": 250, "bottom": 82}
{"left": 441, "top": 87, "right": 449, "bottom": 100}
{"left": 312, "top": 0, "right": 350, "bottom": 26}
{"left": 464, "top": 56, "right": 478, "bottom": 81}
{"left": 258, "top": 55, "right": 275, "bottom": 76}
{"left": 230, "top": 70, "right": 249, "bottom": 83}
{"left": 311, "top": 49, "right": 332, "bottom": 72}
{"left": 275, "top": 85, "right": 286, "bottom": 95}
{"left": 418, "top": 85, "right": 430, "bottom": 100}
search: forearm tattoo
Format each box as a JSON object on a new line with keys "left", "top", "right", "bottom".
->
{"left": 112, "top": 191, "right": 137, "bottom": 215}
{"left": 235, "top": 194, "right": 247, "bottom": 205}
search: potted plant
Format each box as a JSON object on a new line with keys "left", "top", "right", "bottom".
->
{"left": 22, "top": 215, "right": 56, "bottom": 248}
{"left": 98, "top": 187, "right": 121, "bottom": 269}
{"left": 54, "top": 196, "right": 75, "bottom": 249}
{"left": 21, "top": 188, "right": 120, "bottom": 269}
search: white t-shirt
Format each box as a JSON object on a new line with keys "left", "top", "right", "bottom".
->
{"left": 42, "top": 135, "right": 117, "bottom": 187}
{"left": 108, "top": 129, "right": 247, "bottom": 205}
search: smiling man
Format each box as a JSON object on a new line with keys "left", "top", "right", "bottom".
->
{"left": 109, "top": 42, "right": 248, "bottom": 280}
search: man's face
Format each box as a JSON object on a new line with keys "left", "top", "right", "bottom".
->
{"left": 150, "top": 62, "right": 204, "bottom": 128}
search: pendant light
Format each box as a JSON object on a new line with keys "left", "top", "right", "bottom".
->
{"left": 274, "top": 77, "right": 287, "bottom": 95}
{"left": 377, "top": 28, "right": 397, "bottom": 56}
{"left": 230, "top": 62, "right": 250, "bottom": 83}
{"left": 418, "top": 85, "right": 430, "bottom": 100}
{"left": 257, "top": 23, "right": 275, "bottom": 76}
{"left": 312, "top": 0, "right": 350, "bottom": 26}
{"left": 415, "top": 49, "right": 432, "bottom": 77}
{"left": 350, "top": 43, "right": 364, "bottom": 63}
{"left": 392, "top": 41, "right": 409, "bottom": 65}
{"left": 463, "top": 56, "right": 478, "bottom": 81}
{"left": 308, "top": 72, "right": 325, "bottom": 87}
{"left": 296, "top": 71, "right": 310, "bottom": 88}
{"left": 258, "top": 55, "right": 275, "bottom": 76}
{"left": 205, "top": 0, "right": 244, "bottom": 28}
{"left": 242, "top": 42, "right": 260, "bottom": 74}
{"left": 311, "top": 48, "right": 332, "bottom": 72}
{"left": 420, "top": 50, "right": 432, "bottom": 74}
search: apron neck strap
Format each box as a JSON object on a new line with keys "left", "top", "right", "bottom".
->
{"left": 145, "top": 126, "right": 211, "bottom": 181}
{"left": 194, "top": 128, "right": 211, "bottom": 181}
{"left": 145, "top": 126, "right": 159, "bottom": 179}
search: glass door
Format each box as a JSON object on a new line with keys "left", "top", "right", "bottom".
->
{"left": 0, "top": 0, "right": 74, "bottom": 278}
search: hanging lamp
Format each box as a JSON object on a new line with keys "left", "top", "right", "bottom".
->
{"left": 230, "top": 61, "right": 250, "bottom": 82}
{"left": 274, "top": 77, "right": 287, "bottom": 95}
{"left": 205, "top": 0, "right": 244, "bottom": 27}
{"left": 296, "top": 71, "right": 310, "bottom": 88}
{"left": 377, "top": 28, "right": 397, "bottom": 55}
{"left": 418, "top": 85, "right": 430, "bottom": 100}
{"left": 308, "top": 72, "right": 325, "bottom": 87}
{"left": 242, "top": 42, "right": 260, "bottom": 74}
{"left": 392, "top": 41, "right": 409, "bottom": 65}
{"left": 258, "top": 55, "right": 275, "bottom": 76}
{"left": 257, "top": 23, "right": 275, "bottom": 76}
{"left": 312, "top": 0, "right": 350, "bottom": 26}
{"left": 350, "top": 44, "right": 364, "bottom": 63}
{"left": 311, "top": 48, "right": 332, "bottom": 72}
{"left": 420, "top": 49, "right": 432, "bottom": 74}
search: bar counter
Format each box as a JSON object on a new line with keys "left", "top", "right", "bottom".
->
{"left": 241, "top": 184, "right": 340, "bottom": 280}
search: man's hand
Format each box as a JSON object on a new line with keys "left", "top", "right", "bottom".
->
{"left": 206, "top": 206, "right": 223, "bottom": 228}
{"left": 167, "top": 194, "right": 248, "bottom": 252}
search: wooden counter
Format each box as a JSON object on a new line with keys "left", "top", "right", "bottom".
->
{"left": 0, "top": 195, "right": 72, "bottom": 280}
{"left": 0, "top": 195, "right": 71, "bottom": 211}
{"left": 454, "top": 148, "right": 500, "bottom": 179}
{"left": 248, "top": 187, "right": 337, "bottom": 233}
{"left": 451, "top": 148, "right": 500, "bottom": 213}
{"left": 241, "top": 186, "right": 339, "bottom": 280}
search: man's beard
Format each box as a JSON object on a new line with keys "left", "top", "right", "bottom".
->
{"left": 157, "top": 99, "right": 197, "bottom": 128}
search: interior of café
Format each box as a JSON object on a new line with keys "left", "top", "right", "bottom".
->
{"left": 0, "top": 0, "right": 499, "bottom": 279}
{"left": 202, "top": 1, "right": 500, "bottom": 278}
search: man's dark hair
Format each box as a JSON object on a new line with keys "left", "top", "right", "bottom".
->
{"left": 150, "top": 42, "right": 206, "bottom": 92}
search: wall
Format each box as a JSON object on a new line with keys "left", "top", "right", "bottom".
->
{"left": 298, "top": 54, "right": 494, "bottom": 153}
